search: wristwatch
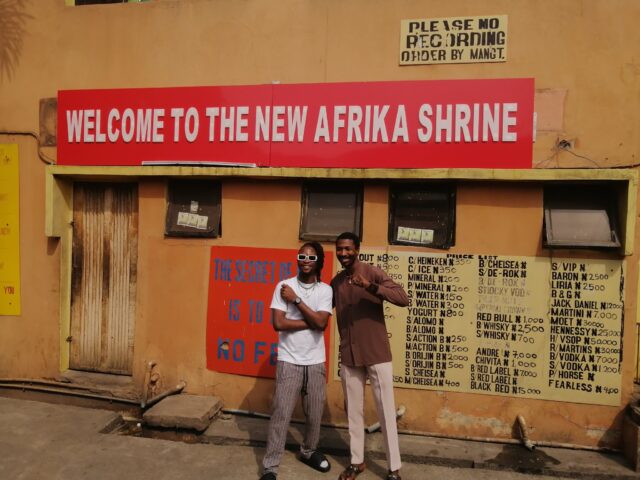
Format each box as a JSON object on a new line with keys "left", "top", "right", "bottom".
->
{"left": 293, "top": 297, "right": 302, "bottom": 305}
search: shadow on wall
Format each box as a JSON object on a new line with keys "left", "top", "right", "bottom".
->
{"left": 0, "top": 0, "right": 32, "bottom": 82}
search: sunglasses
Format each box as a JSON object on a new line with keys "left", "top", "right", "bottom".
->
{"left": 297, "top": 254, "right": 318, "bottom": 261}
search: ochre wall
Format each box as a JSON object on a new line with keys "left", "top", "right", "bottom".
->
{"left": 130, "top": 177, "right": 629, "bottom": 447}
{"left": 3, "top": 1, "right": 637, "bottom": 165}
{"left": 0, "top": 138, "right": 61, "bottom": 379}
{"left": 0, "top": 0, "right": 639, "bottom": 448}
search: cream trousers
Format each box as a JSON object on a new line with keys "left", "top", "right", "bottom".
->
{"left": 341, "top": 361, "right": 401, "bottom": 472}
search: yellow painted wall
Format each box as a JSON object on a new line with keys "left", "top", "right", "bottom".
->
{"left": 0, "top": 0, "right": 639, "bottom": 448}
{"left": 132, "top": 176, "right": 634, "bottom": 447}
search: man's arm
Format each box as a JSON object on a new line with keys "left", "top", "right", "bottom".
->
{"left": 271, "top": 308, "right": 310, "bottom": 332}
{"left": 280, "top": 284, "right": 330, "bottom": 331}
{"left": 350, "top": 269, "right": 409, "bottom": 307}
{"left": 297, "top": 301, "right": 331, "bottom": 330}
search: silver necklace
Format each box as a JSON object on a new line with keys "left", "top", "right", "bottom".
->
{"left": 296, "top": 277, "right": 317, "bottom": 297}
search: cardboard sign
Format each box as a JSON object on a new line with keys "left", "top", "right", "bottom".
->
{"left": 400, "top": 15, "right": 508, "bottom": 65}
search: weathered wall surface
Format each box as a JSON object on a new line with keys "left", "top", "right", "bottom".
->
{"left": 0, "top": 0, "right": 639, "bottom": 448}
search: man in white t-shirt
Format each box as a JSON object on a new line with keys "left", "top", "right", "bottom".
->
{"left": 260, "top": 242, "right": 333, "bottom": 480}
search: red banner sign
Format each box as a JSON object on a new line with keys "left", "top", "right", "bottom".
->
{"left": 58, "top": 78, "right": 534, "bottom": 168}
{"left": 206, "top": 246, "right": 333, "bottom": 378}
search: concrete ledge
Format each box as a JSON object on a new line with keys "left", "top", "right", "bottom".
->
{"left": 205, "top": 414, "right": 637, "bottom": 479}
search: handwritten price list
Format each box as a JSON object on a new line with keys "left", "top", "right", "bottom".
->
{"left": 333, "top": 251, "right": 623, "bottom": 406}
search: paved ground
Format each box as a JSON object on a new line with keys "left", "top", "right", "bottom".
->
{"left": 0, "top": 395, "right": 638, "bottom": 480}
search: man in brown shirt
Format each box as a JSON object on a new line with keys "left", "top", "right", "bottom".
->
{"left": 331, "top": 232, "right": 409, "bottom": 480}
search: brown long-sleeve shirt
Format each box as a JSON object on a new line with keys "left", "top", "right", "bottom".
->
{"left": 331, "top": 261, "right": 409, "bottom": 367}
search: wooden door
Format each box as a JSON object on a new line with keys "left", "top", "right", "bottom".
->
{"left": 70, "top": 183, "right": 138, "bottom": 374}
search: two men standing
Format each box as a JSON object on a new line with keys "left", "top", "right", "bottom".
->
{"left": 261, "top": 233, "right": 408, "bottom": 480}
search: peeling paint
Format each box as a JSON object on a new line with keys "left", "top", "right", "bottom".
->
{"left": 436, "top": 407, "right": 510, "bottom": 436}
{"left": 586, "top": 427, "right": 606, "bottom": 438}
{"left": 586, "top": 427, "right": 619, "bottom": 444}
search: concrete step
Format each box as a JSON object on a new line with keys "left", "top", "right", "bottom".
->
{"left": 143, "top": 394, "right": 222, "bottom": 431}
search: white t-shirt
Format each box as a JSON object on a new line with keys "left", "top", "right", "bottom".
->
{"left": 270, "top": 276, "right": 333, "bottom": 365}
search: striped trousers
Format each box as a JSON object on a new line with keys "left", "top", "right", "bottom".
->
{"left": 262, "top": 360, "right": 326, "bottom": 474}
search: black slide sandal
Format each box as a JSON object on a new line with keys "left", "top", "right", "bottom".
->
{"left": 298, "top": 451, "right": 331, "bottom": 472}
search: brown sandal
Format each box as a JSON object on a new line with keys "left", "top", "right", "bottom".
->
{"left": 338, "top": 463, "right": 366, "bottom": 480}
{"left": 386, "top": 470, "right": 401, "bottom": 480}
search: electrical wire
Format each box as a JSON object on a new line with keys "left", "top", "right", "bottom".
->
{"left": 0, "top": 130, "right": 54, "bottom": 164}
{"left": 534, "top": 140, "right": 633, "bottom": 170}
{"left": 560, "top": 147, "right": 603, "bottom": 168}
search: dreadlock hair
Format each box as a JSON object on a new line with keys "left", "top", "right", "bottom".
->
{"left": 301, "top": 241, "right": 325, "bottom": 282}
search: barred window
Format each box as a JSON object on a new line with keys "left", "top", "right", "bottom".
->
{"left": 300, "top": 181, "right": 363, "bottom": 242}
{"left": 389, "top": 183, "right": 455, "bottom": 249}
{"left": 165, "top": 179, "right": 221, "bottom": 238}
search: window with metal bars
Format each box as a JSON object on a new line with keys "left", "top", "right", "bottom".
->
{"left": 388, "top": 183, "right": 455, "bottom": 249}
{"left": 299, "top": 181, "right": 363, "bottom": 242}
{"left": 165, "top": 179, "right": 221, "bottom": 238}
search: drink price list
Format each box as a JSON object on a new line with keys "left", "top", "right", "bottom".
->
{"left": 332, "top": 251, "right": 624, "bottom": 406}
